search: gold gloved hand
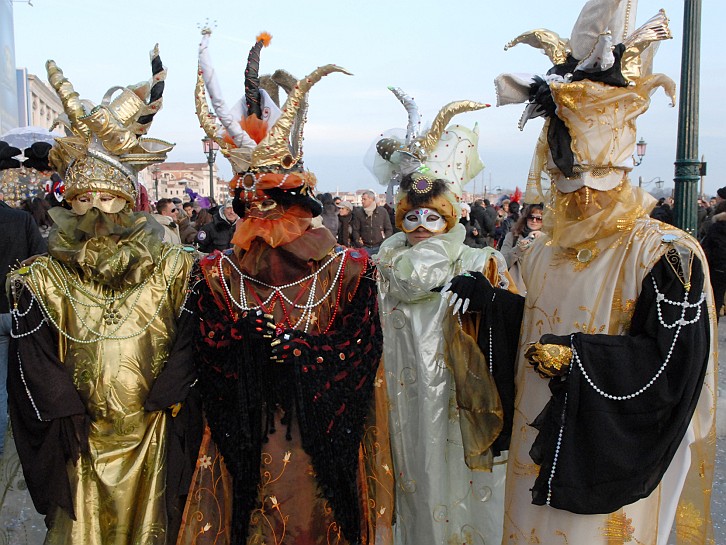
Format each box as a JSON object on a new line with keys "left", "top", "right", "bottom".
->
{"left": 524, "top": 342, "right": 572, "bottom": 379}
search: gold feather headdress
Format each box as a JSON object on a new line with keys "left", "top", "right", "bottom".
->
{"left": 195, "top": 29, "right": 350, "bottom": 205}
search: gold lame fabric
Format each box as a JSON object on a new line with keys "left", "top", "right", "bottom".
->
{"left": 22, "top": 238, "right": 193, "bottom": 545}
{"left": 441, "top": 309, "right": 503, "bottom": 470}
{"left": 47, "top": 207, "right": 165, "bottom": 290}
{"left": 503, "top": 184, "right": 717, "bottom": 545}
{"left": 544, "top": 182, "right": 654, "bottom": 251}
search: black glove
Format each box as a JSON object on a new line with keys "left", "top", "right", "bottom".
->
{"left": 269, "top": 330, "right": 311, "bottom": 363}
{"left": 441, "top": 271, "right": 494, "bottom": 314}
{"left": 524, "top": 334, "right": 573, "bottom": 379}
{"left": 242, "top": 309, "right": 276, "bottom": 339}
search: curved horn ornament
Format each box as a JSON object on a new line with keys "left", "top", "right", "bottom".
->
{"left": 414, "top": 101, "right": 490, "bottom": 154}
{"left": 253, "top": 64, "right": 352, "bottom": 170}
{"left": 504, "top": 29, "right": 570, "bottom": 66}
{"left": 46, "top": 61, "right": 90, "bottom": 139}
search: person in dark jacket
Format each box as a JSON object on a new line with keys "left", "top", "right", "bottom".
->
{"left": 319, "top": 192, "right": 340, "bottom": 237}
{"left": 336, "top": 200, "right": 354, "bottom": 246}
{"left": 701, "top": 199, "right": 726, "bottom": 320}
{"left": 196, "top": 199, "right": 238, "bottom": 253}
{"left": 469, "top": 199, "right": 487, "bottom": 234}
{"left": 351, "top": 190, "right": 393, "bottom": 255}
{"left": 0, "top": 207, "right": 46, "bottom": 455}
{"left": 650, "top": 197, "right": 674, "bottom": 224}
{"left": 175, "top": 205, "right": 198, "bottom": 244}
{"left": 460, "top": 202, "right": 486, "bottom": 248}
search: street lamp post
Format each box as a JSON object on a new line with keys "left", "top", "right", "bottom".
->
{"left": 152, "top": 165, "right": 160, "bottom": 200}
{"left": 632, "top": 138, "right": 647, "bottom": 166}
{"left": 202, "top": 136, "right": 219, "bottom": 203}
{"left": 673, "top": 0, "right": 704, "bottom": 235}
{"left": 638, "top": 176, "right": 664, "bottom": 189}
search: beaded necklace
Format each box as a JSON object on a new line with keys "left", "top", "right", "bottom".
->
{"left": 215, "top": 248, "right": 348, "bottom": 334}
{"left": 12, "top": 246, "right": 185, "bottom": 344}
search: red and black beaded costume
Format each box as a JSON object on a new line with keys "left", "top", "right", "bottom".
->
{"left": 177, "top": 30, "right": 392, "bottom": 545}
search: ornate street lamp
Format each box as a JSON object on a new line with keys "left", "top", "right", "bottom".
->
{"left": 151, "top": 165, "right": 160, "bottom": 200}
{"left": 638, "top": 176, "right": 664, "bottom": 189}
{"left": 202, "top": 136, "right": 219, "bottom": 203}
{"left": 632, "top": 138, "right": 647, "bottom": 166}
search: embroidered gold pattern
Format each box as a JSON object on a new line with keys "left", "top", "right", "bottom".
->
{"left": 601, "top": 512, "right": 635, "bottom": 543}
{"left": 675, "top": 502, "right": 705, "bottom": 544}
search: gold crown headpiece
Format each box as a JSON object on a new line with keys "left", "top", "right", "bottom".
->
{"left": 195, "top": 30, "right": 351, "bottom": 202}
{"left": 494, "top": 3, "right": 675, "bottom": 202}
{"left": 47, "top": 45, "right": 174, "bottom": 203}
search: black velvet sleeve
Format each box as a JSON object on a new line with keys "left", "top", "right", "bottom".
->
{"left": 529, "top": 254, "right": 710, "bottom": 513}
{"left": 7, "top": 284, "right": 87, "bottom": 520}
{"left": 477, "top": 287, "right": 525, "bottom": 456}
{"left": 145, "top": 276, "right": 204, "bottom": 542}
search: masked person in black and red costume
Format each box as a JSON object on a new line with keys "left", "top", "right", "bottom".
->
{"left": 176, "top": 30, "right": 393, "bottom": 545}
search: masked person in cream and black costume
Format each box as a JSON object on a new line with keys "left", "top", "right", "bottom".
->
{"left": 176, "top": 30, "right": 393, "bottom": 545}
{"left": 7, "top": 48, "right": 201, "bottom": 545}
{"left": 370, "top": 88, "right": 524, "bottom": 545}
{"left": 445, "top": 2, "right": 716, "bottom": 543}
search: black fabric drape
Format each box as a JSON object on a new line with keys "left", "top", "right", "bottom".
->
{"left": 529, "top": 255, "right": 710, "bottom": 513}
{"left": 476, "top": 287, "right": 525, "bottom": 456}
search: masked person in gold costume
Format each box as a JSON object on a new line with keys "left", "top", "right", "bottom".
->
{"left": 443, "top": 1, "right": 716, "bottom": 544}
{"left": 368, "top": 89, "right": 523, "bottom": 545}
{"left": 175, "top": 30, "right": 393, "bottom": 545}
{"left": 7, "top": 48, "right": 202, "bottom": 545}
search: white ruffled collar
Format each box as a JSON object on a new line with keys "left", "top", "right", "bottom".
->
{"left": 375, "top": 224, "right": 467, "bottom": 303}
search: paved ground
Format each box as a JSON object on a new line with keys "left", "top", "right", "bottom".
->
{"left": 0, "top": 324, "right": 724, "bottom": 544}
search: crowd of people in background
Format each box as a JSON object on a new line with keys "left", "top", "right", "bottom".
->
{"left": 7, "top": 185, "right": 726, "bottom": 258}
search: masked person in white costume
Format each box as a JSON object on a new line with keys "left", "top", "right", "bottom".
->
{"left": 371, "top": 89, "right": 524, "bottom": 545}
{"left": 463, "top": 1, "right": 717, "bottom": 543}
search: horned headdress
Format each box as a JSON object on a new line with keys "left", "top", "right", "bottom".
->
{"left": 367, "top": 87, "right": 488, "bottom": 221}
{"left": 195, "top": 28, "right": 351, "bottom": 215}
{"left": 47, "top": 45, "right": 174, "bottom": 204}
{"left": 494, "top": 0, "right": 675, "bottom": 201}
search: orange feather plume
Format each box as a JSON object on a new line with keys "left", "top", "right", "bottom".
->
{"left": 256, "top": 32, "right": 272, "bottom": 47}
{"left": 240, "top": 114, "right": 269, "bottom": 144}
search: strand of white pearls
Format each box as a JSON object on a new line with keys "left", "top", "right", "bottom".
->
{"left": 546, "top": 392, "right": 568, "bottom": 506}
{"left": 653, "top": 277, "right": 704, "bottom": 329}
{"left": 575, "top": 277, "right": 704, "bottom": 402}
{"left": 218, "top": 250, "right": 348, "bottom": 331}
{"left": 15, "top": 247, "right": 185, "bottom": 344}
{"left": 17, "top": 352, "right": 47, "bottom": 421}
{"left": 10, "top": 295, "right": 46, "bottom": 339}
{"left": 488, "top": 292, "right": 496, "bottom": 374}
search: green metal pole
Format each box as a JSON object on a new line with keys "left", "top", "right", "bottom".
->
{"left": 673, "top": 0, "right": 702, "bottom": 235}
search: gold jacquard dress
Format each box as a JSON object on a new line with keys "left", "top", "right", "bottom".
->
{"left": 9, "top": 232, "right": 193, "bottom": 545}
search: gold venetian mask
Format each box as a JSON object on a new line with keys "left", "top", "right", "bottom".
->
{"left": 71, "top": 191, "right": 128, "bottom": 215}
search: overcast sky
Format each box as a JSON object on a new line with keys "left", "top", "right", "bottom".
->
{"left": 11, "top": 0, "right": 725, "bottom": 197}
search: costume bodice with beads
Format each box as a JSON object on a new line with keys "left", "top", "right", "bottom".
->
{"left": 12, "top": 246, "right": 193, "bottom": 417}
{"left": 200, "top": 233, "right": 370, "bottom": 335}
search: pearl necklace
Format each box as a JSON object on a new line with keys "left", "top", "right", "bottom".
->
{"left": 12, "top": 246, "right": 186, "bottom": 344}
{"left": 575, "top": 275, "right": 705, "bottom": 402}
{"left": 216, "top": 248, "right": 348, "bottom": 333}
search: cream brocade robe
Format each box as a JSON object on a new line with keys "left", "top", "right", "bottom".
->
{"left": 17, "top": 247, "right": 193, "bottom": 545}
{"left": 503, "top": 216, "right": 717, "bottom": 545}
{"left": 377, "top": 225, "right": 511, "bottom": 545}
